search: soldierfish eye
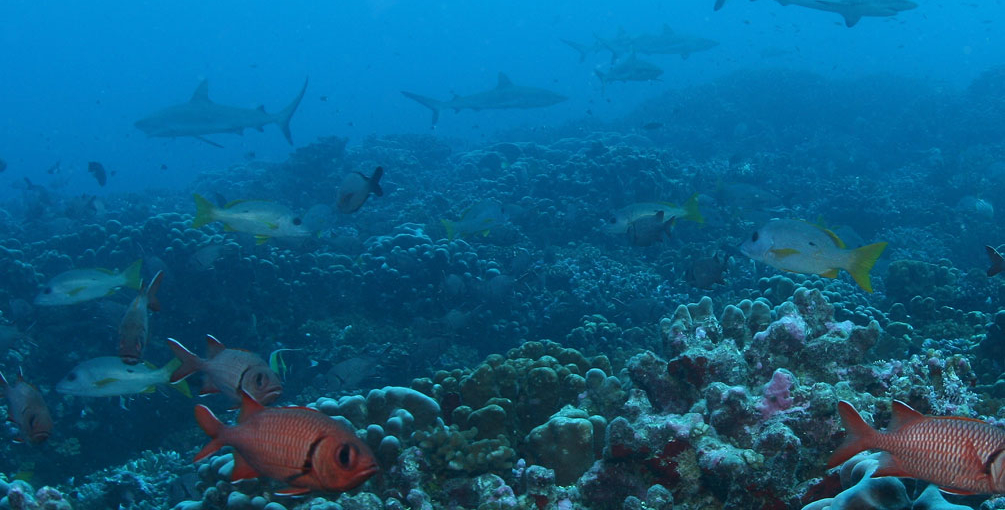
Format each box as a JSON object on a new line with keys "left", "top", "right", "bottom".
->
{"left": 337, "top": 444, "right": 355, "bottom": 468}
{"left": 255, "top": 372, "right": 266, "bottom": 387}
{"left": 751, "top": 231, "right": 759, "bottom": 242}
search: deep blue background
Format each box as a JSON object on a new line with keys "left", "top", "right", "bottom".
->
{"left": 0, "top": 1, "right": 1002, "bottom": 196}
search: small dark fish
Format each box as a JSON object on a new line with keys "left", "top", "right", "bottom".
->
{"left": 319, "top": 95, "right": 328, "bottom": 102}
{"left": 244, "top": 151, "right": 256, "bottom": 161}
{"left": 0, "top": 369, "right": 52, "bottom": 444}
{"left": 986, "top": 245, "right": 1004, "bottom": 277}
{"left": 87, "top": 162, "right": 107, "bottom": 186}
{"left": 336, "top": 166, "right": 384, "bottom": 214}
{"left": 642, "top": 122, "right": 664, "bottom": 130}
{"left": 0, "top": 158, "right": 6, "bottom": 173}
{"left": 686, "top": 252, "right": 729, "bottom": 289}
{"left": 46, "top": 160, "right": 61, "bottom": 175}
{"left": 627, "top": 211, "right": 675, "bottom": 247}
{"left": 160, "top": 164, "right": 168, "bottom": 171}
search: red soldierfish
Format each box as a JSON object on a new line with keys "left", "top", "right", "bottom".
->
{"left": 829, "top": 400, "right": 1005, "bottom": 495}
{"left": 167, "top": 335, "right": 282, "bottom": 405}
{"left": 194, "top": 391, "right": 378, "bottom": 496}
{"left": 0, "top": 369, "right": 53, "bottom": 444}
{"left": 118, "top": 270, "right": 164, "bottom": 364}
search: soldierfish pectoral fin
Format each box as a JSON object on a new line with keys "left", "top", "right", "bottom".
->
{"left": 847, "top": 242, "right": 888, "bottom": 293}
{"left": 275, "top": 487, "right": 312, "bottom": 496}
{"left": 231, "top": 453, "right": 261, "bottom": 481}
{"left": 145, "top": 270, "right": 165, "bottom": 312}
{"left": 872, "top": 452, "right": 911, "bottom": 478}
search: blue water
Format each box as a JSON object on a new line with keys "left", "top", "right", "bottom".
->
{"left": 2, "top": 1, "right": 1001, "bottom": 195}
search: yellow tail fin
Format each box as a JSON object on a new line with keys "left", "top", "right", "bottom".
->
{"left": 847, "top": 242, "right": 888, "bottom": 293}
{"left": 121, "top": 259, "right": 143, "bottom": 291}
{"left": 681, "top": 193, "right": 704, "bottom": 224}
{"left": 441, "top": 219, "right": 457, "bottom": 240}
{"left": 163, "top": 359, "right": 192, "bottom": 398}
{"left": 192, "top": 194, "right": 216, "bottom": 229}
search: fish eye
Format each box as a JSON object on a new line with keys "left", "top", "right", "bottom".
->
{"left": 255, "top": 372, "right": 266, "bottom": 387}
{"left": 28, "top": 415, "right": 36, "bottom": 428}
{"left": 43, "top": 287, "right": 52, "bottom": 295}
{"left": 751, "top": 231, "right": 759, "bottom": 242}
{"left": 337, "top": 444, "right": 355, "bottom": 468}
{"left": 293, "top": 217, "right": 303, "bottom": 226}
{"left": 66, "top": 372, "right": 77, "bottom": 381}
{"left": 607, "top": 217, "right": 616, "bottom": 224}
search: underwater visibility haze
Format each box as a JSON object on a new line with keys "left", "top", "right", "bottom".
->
{"left": 5, "top": 0, "right": 1005, "bottom": 508}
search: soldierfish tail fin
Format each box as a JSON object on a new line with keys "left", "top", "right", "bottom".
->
{"left": 441, "top": 219, "right": 457, "bottom": 240}
{"left": 827, "top": 400, "right": 879, "bottom": 469}
{"left": 145, "top": 270, "right": 165, "bottom": 312}
{"left": 192, "top": 194, "right": 217, "bottom": 229}
{"left": 121, "top": 259, "right": 143, "bottom": 291}
{"left": 401, "top": 91, "right": 444, "bottom": 125}
{"left": 276, "top": 78, "right": 308, "bottom": 145}
{"left": 193, "top": 405, "right": 225, "bottom": 461}
{"left": 159, "top": 358, "right": 192, "bottom": 398}
{"left": 166, "top": 338, "right": 202, "bottom": 383}
{"left": 681, "top": 193, "right": 704, "bottom": 224}
{"left": 986, "top": 245, "right": 1004, "bottom": 277}
{"left": 846, "top": 242, "right": 888, "bottom": 293}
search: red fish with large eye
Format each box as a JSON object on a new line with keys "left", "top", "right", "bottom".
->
{"left": 118, "top": 270, "right": 164, "bottom": 364}
{"left": 0, "top": 368, "right": 53, "bottom": 444}
{"left": 193, "top": 391, "right": 378, "bottom": 495}
{"left": 830, "top": 400, "right": 1005, "bottom": 495}
{"left": 167, "top": 335, "right": 282, "bottom": 405}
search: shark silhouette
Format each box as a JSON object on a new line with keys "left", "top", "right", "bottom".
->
{"left": 401, "top": 73, "right": 566, "bottom": 125}
{"left": 135, "top": 79, "right": 308, "bottom": 147}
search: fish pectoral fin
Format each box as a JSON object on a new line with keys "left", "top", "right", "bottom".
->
{"left": 820, "top": 268, "right": 840, "bottom": 279}
{"left": 67, "top": 286, "right": 88, "bottom": 296}
{"left": 141, "top": 386, "right": 156, "bottom": 394}
{"left": 938, "top": 487, "right": 978, "bottom": 496}
{"left": 94, "top": 378, "right": 119, "bottom": 387}
{"left": 231, "top": 453, "right": 261, "bottom": 481}
{"left": 769, "top": 248, "right": 799, "bottom": 259}
{"left": 275, "top": 487, "right": 312, "bottom": 496}
{"left": 872, "top": 452, "right": 911, "bottom": 478}
{"left": 254, "top": 235, "right": 270, "bottom": 245}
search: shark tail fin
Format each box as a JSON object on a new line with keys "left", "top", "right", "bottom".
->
{"left": 192, "top": 194, "right": 217, "bottom": 229}
{"left": 276, "top": 78, "right": 309, "bottom": 145}
{"left": 402, "top": 91, "right": 444, "bottom": 125}
{"left": 561, "top": 39, "right": 590, "bottom": 63}
{"left": 846, "top": 242, "right": 888, "bottom": 293}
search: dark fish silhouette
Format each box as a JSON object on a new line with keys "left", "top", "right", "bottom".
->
{"left": 336, "top": 167, "right": 384, "bottom": 214}
{"left": 986, "top": 245, "right": 1004, "bottom": 277}
{"left": 87, "top": 161, "right": 107, "bottom": 186}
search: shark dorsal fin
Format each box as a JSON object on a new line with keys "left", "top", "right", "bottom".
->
{"left": 496, "top": 73, "right": 513, "bottom": 88}
{"left": 190, "top": 80, "right": 211, "bottom": 103}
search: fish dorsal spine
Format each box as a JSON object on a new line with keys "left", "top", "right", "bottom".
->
{"left": 889, "top": 400, "right": 925, "bottom": 431}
